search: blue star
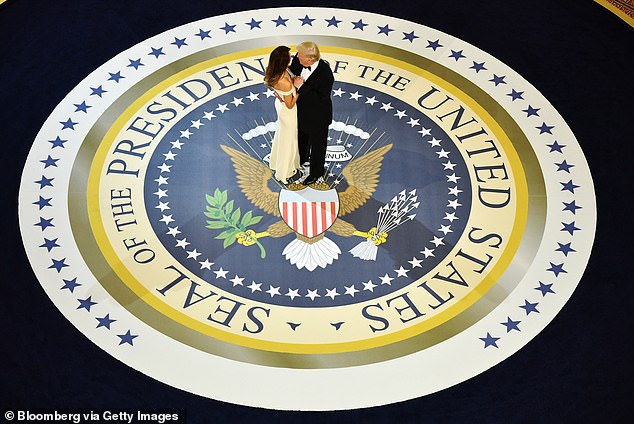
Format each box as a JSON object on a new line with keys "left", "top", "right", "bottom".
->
{"left": 480, "top": 332, "right": 500, "bottom": 348}
{"left": 195, "top": 29, "right": 211, "bottom": 40}
{"left": 377, "top": 24, "right": 394, "bottom": 35}
{"left": 90, "top": 85, "right": 107, "bottom": 97}
{"left": 148, "top": 47, "right": 165, "bottom": 58}
{"left": 561, "top": 221, "right": 580, "bottom": 235}
{"left": 118, "top": 330, "right": 139, "bottom": 346}
{"left": 73, "top": 101, "right": 91, "bottom": 113}
{"left": 351, "top": 19, "right": 368, "bottom": 30}
{"left": 402, "top": 31, "right": 419, "bottom": 42}
{"left": 108, "top": 71, "right": 124, "bottom": 83}
{"left": 40, "top": 238, "right": 60, "bottom": 252}
{"left": 449, "top": 50, "right": 465, "bottom": 61}
{"left": 563, "top": 200, "right": 582, "bottom": 214}
{"left": 35, "top": 217, "right": 54, "bottom": 231}
{"left": 547, "top": 262, "right": 567, "bottom": 277}
{"left": 60, "top": 118, "right": 78, "bottom": 130}
{"left": 96, "top": 314, "right": 116, "bottom": 329}
{"left": 555, "top": 160, "right": 574, "bottom": 173}
{"left": 35, "top": 175, "right": 54, "bottom": 189}
{"left": 426, "top": 39, "right": 443, "bottom": 51}
{"left": 33, "top": 196, "right": 52, "bottom": 209}
{"left": 41, "top": 155, "right": 59, "bottom": 168}
{"left": 172, "top": 37, "right": 188, "bottom": 48}
{"left": 536, "top": 122, "right": 554, "bottom": 134}
{"left": 501, "top": 317, "right": 521, "bottom": 332}
{"left": 49, "top": 258, "right": 69, "bottom": 273}
{"left": 272, "top": 16, "right": 288, "bottom": 27}
{"left": 299, "top": 15, "right": 315, "bottom": 26}
{"left": 561, "top": 180, "right": 580, "bottom": 193}
{"left": 246, "top": 18, "right": 262, "bottom": 29}
{"left": 220, "top": 22, "right": 236, "bottom": 33}
{"left": 61, "top": 277, "right": 81, "bottom": 293}
{"left": 325, "top": 16, "right": 342, "bottom": 27}
{"left": 547, "top": 140, "right": 565, "bottom": 153}
{"left": 48, "top": 136, "right": 67, "bottom": 149}
{"left": 507, "top": 89, "right": 524, "bottom": 100}
{"left": 490, "top": 74, "right": 506, "bottom": 86}
{"left": 556, "top": 242, "right": 576, "bottom": 257}
{"left": 470, "top": 61, "right": 486, "bottom": 73}
{"left": 127, "top": 58, "right": 143, "bottom": 70}
{"left": 519, "top": 300, "right": 540, "bottom": 315}
{"left": 535, "top": 281, "right": 555, "bottom": 296}
{"left": 522, "top": 105, "right": 540, "bottom": 117}
{"left": 77, "top": 296, "right": 97, "bottom": 312}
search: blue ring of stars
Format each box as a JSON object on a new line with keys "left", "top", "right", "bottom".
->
{"left": 152, "top": 84, "right": 466, "bottom": 305}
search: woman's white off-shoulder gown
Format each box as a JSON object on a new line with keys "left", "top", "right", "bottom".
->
{"left": 269, "top": 82, "right": 300, "bottom": 183}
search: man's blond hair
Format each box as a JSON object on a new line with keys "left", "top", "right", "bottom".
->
{"left": 297, "top": 41, "right": 320, "bottom": 60}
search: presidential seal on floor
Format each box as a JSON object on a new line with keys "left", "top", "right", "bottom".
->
{"left": 18, "top": 7, "right": 596, "bottom": 410}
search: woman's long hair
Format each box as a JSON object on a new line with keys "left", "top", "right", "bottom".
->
{"left": 264, "top": 46, "right": 290, "bottom": 88}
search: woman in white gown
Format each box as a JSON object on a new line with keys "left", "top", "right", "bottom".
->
{"left": 264, "top": 46, "right": 301, "bottom": 184}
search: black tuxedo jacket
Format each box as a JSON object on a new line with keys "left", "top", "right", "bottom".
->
{"left": 289, "top": 55, "right": 334, "bottom": 132}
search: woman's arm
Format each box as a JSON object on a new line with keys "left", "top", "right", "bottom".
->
{"left": 283, "top": 91, "right": 299, "bottom": 109}
{"left": 276, "top": 78, "right": 298, "bottom": 109}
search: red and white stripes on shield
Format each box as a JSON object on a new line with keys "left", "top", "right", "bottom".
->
{"left": 281, "top": 201, "right": 337, "bottom": 237}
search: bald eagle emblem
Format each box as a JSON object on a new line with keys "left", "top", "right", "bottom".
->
{"left": 208, "top": 143, "right": 418, "bottom": 271}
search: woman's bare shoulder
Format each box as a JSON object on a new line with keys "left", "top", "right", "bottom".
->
{"left": 274, "top": 77, "right": 292, "bottom": 91}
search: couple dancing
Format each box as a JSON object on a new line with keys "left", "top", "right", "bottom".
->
{"left": 264, "top": 42, "right": 334, "bottom": 186}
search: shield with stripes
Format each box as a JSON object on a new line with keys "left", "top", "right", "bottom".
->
{"left": 278, "top": 187, "right": 340, "bottom": 238}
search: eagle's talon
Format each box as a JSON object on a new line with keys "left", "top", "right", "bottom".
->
{"left": 367, "top": 227, "right": 388, "bottom": 246}
{"left": 237, "top": 229, "right": 257, "bottom": 246}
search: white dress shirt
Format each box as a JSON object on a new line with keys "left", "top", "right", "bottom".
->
{"left": 300, "top": 59, "right": 320, "bottom": 81}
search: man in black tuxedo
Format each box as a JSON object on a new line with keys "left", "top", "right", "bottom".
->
{"left": 289, "top": 41, "right": 334, "bottom": 185}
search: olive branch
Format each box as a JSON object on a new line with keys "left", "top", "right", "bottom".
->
{"left": 204, "top": 188, "right": 266, "bottom": 258}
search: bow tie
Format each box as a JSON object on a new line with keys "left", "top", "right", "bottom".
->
{"left": 302, "top": 65, "right": 312, "bottom": 71}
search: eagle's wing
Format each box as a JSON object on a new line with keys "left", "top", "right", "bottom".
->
{"left": 338, "top": 143, "right": 393, "bottom": 216}
{"left": 220, "top": 145, "right": 279, "bottom": 217}
{"left": 265, "top": 220, "right": 294, "bottom": 238}
{"left": 328, "top": 218, "right": 358, "bottom": 237}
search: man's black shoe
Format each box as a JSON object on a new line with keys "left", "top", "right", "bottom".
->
{"left": 287, "top": 170, "right": 302, "bottom": 183}
{"left": 302, "top": 175, "right": 320, "bottom": 185}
